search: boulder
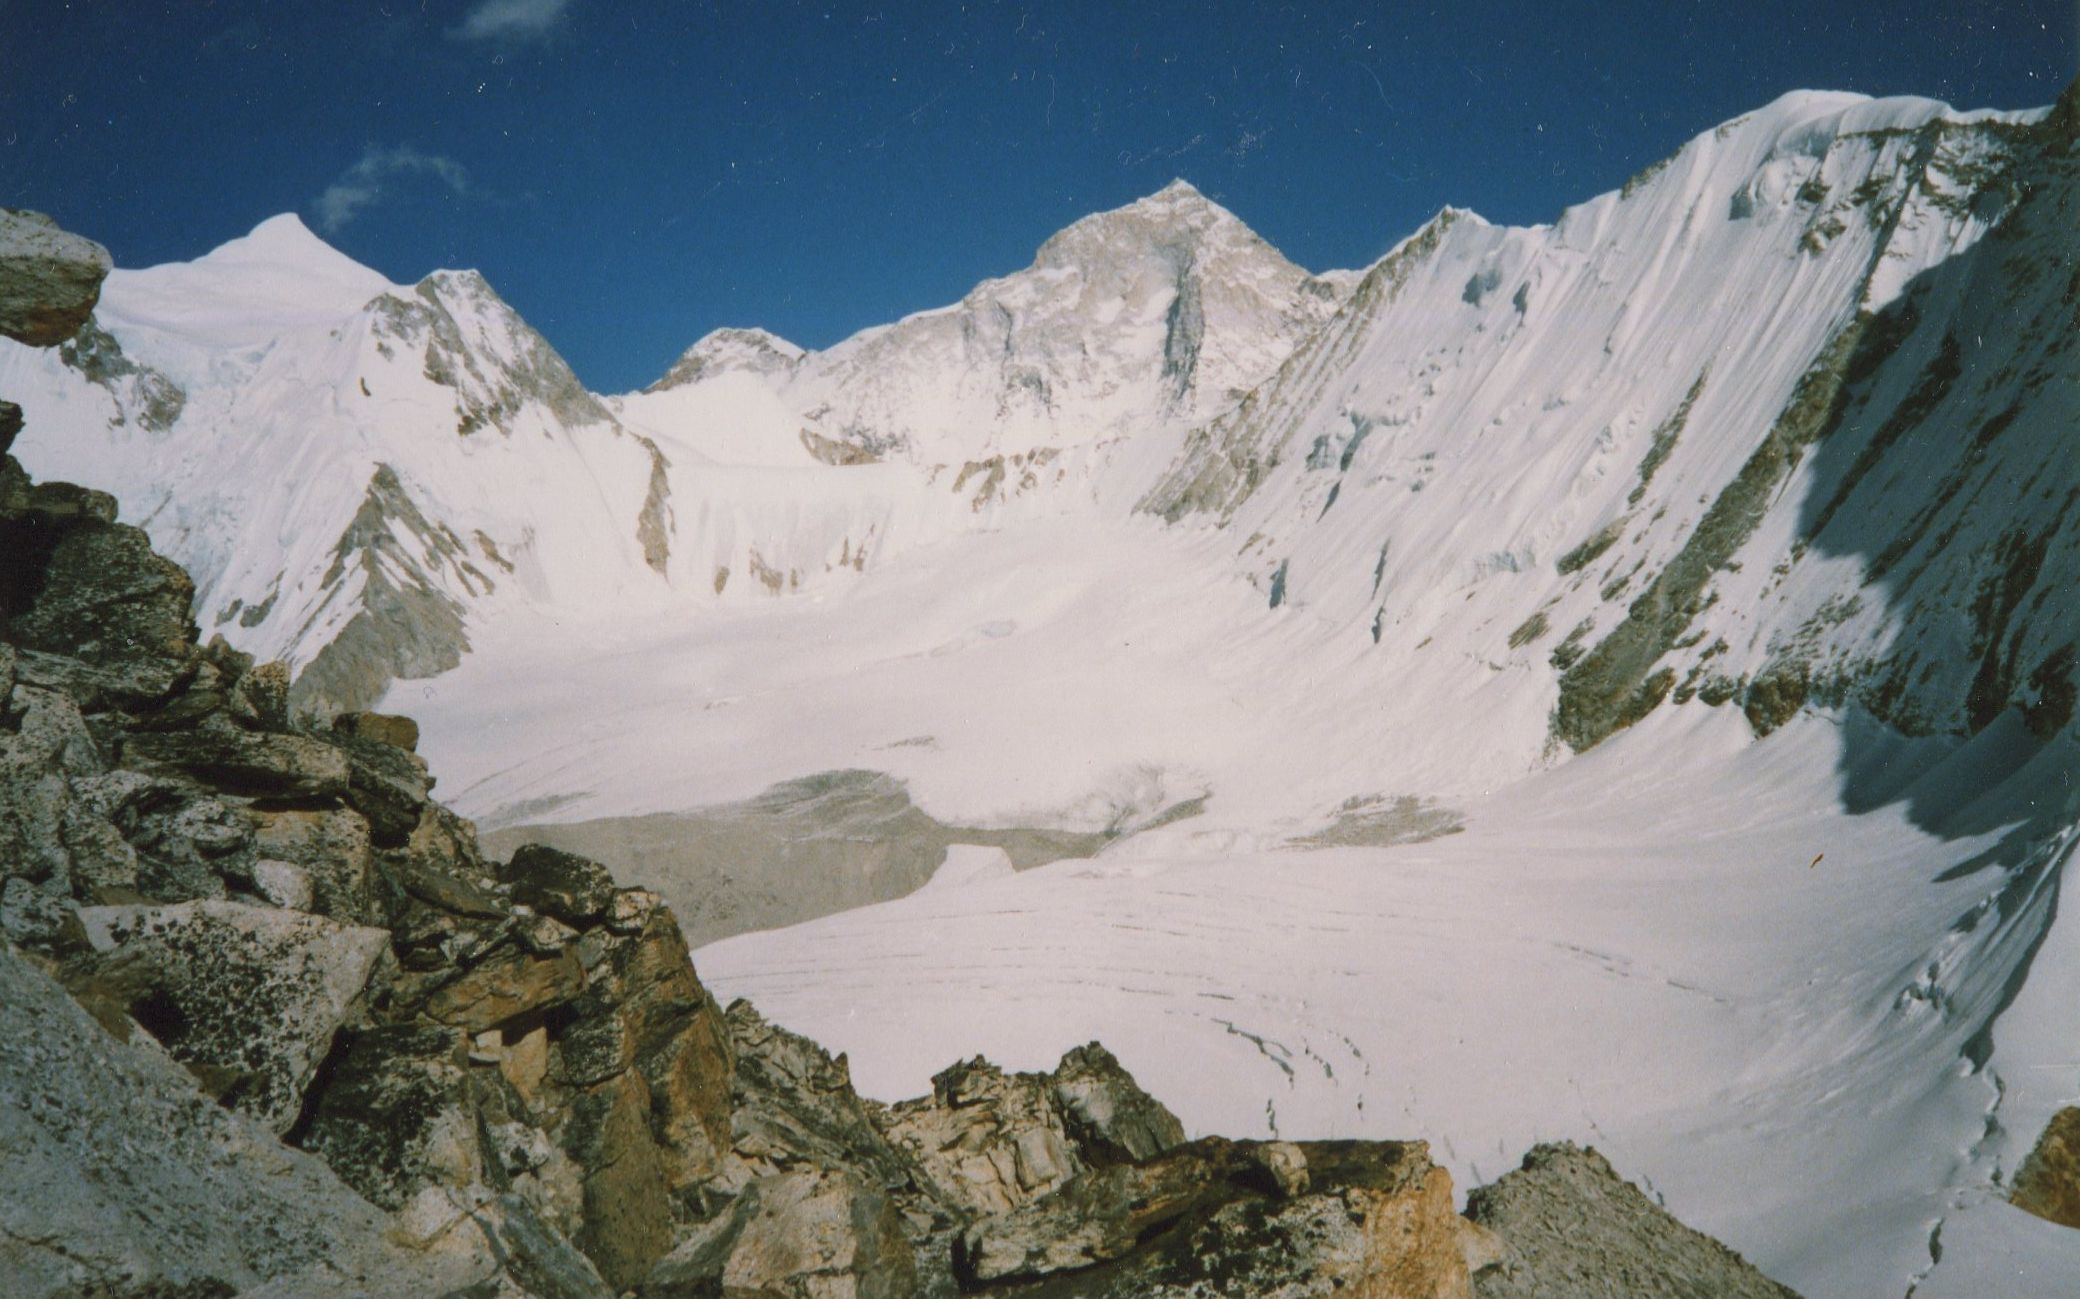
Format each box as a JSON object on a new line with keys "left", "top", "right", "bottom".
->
{"left": 70, "top": 899, "right": 391, "bottom": 1132}
{"left": 396, "top": 855, "right": 510, "bottom": 920}
{"left": 247, "top": 857, "right": 315, "bottom": 910}
{"left": 0, "top": 875, "right": 88, "bottom": 953}
{"left": 13, "top": 476, "right": 117, "bottom": 522}
{"left": 332, "top": 729, "right": 434, "bottom": 844}
{"left": 249, "top": 805, "right": 379, "bottom": 923}
{"left": 639, "top": 1167, "right": 918, "bottom": 1299}
{"left": 335, "top": 709, "right": 422, "bottom": 751}
{"left": 2012, "top": 1106, "right": 2080, "bottom": 1228}
{"left": 0, "top": 207, "right": 111, "bottom": 346}
{"left": 298, "top": 1022, "right": 480, "bottom": 1211}
{"left": 228, "top": 658, "right": 293, "bottom": 730}
{"left": 72, "top": 771, "right": 252, "bottom": 903}
{"left": 507, "top": 842, "right": 619, "bottom": 926}
{"left": 1, "top": 682, "right": 102, "bottom": 897}
{"left": 1047, "top": 1041, "right": 1186, "bottom": 1165}
{"left": 877, "top": 1044, "right": 1185, "bottom": 1219}
{"left": 11, "top": 642, "right": 183, "bottom": 715}
{"left": 1464, "top": 1143, "right": 1801, "bottom": 1298}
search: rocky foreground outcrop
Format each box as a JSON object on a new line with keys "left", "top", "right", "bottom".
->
{"left": 1465, "top": 1144, "right": 1801, "bottom": 1299}
{"left": 0, "top": 208, "right": 110, "bottom": 351}
{"left": 1, "top": 212, "right": 1811, "bottom": 1297}
{"left": 2013, "top": 1107, "right": 2080, "bottom": 1230}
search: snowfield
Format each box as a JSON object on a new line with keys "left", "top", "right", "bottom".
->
{"left": 4, "top": 84, "right": 2075, "bottom": 1297}
{"left": 692, "top": 706, "right": 2079, "bottom": 1299}
{"left": 408, "top": 495, "right": 2077, "bottom": 1298}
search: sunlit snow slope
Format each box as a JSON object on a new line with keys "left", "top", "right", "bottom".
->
{"left": 4, "top": 85, "right": 2076, "bottom": 1299}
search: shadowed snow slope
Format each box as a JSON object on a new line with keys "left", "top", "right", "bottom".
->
{"left": 3, "top": 86, "right": 2076, "bottom": 1299}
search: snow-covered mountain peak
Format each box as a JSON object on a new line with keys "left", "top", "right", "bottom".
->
{"left": 756, "top": 178, "right": 1350, "bottom": 465}
{"left": 93, "top": 214, "right": 396, "bottom": 367}
{"left": 646, "top": 326, "right": 806, "bottom": 393}
{"left": 10, "top": 83, "right": 2071, "bottom": 771}
{"left": 216, "top": 211, "right": 364, "bottom": 266}
{"left": 1031, "top": 176, "right": 1276, "bottom": 274}
{"left": 360, "top": 265, "right": 612, "bottom": 438}
{"left": 165, "top": 211, "right": 384, "bottom": 290}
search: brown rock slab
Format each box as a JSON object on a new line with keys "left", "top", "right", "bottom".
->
{"left": 334, "top": 709, "right": 420, "bottom": 752}
{"left": 723, "top": 999, "right": 920, "bottom": 1195}
{"left": 419, "top": 939, "right": 584, "bottom": 1033}
{"left": 250, "top": 806, "right": 377, "bottom": 924}
{"left": 2012, "top": 1106, "right": 2080, "bottom": 1229}
{"left": 878, "top": 1043, "right": 1184, "bottom": 1220}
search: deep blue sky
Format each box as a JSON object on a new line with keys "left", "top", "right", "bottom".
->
{"left": 3, "top": 1, "right": 2071, "bottom": 392}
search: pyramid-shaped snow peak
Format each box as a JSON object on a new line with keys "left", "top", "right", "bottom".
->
{"left": 646, "top": 327, "right": 807, "bottom": 394}
{"left": 98, "top": 213, "right": 397, "bottom": 352}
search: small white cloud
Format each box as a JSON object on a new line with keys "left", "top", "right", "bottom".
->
{"left": 453, "top": 0, "right": 571, "bottom": 41}
{"left": 315, "top": 145, "right": 470, "bottom": 233}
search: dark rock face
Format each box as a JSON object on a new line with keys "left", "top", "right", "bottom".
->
{"left": 1, "top": 494, "right": 200, "bottom": 701}
{"left": 1464, "top": 1143, "right": 1801, "bottom": 1298}
{"left": 286, "top": 463, "right": 476, "bottom": 719}
{"left": 483, "top": 768, "right": 1112, "bottom": 947}
{"left": 1049, "top": 1042, "right": 1188, "bottom": 1164}
{"left": 0, "top": 208, "right": 112, "bottom": 346}
{"left": 508, "top": 841, "right": 621, "bottom": 925}
{"left": 300, "top": 1021, "right": 479, "bottom": 1209}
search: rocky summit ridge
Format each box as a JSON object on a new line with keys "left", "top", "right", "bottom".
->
{"left": 0, "top": 210, "right": 1833, "bottom": 1299}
